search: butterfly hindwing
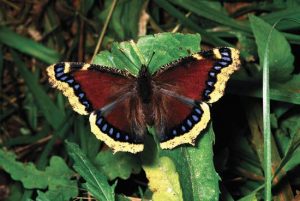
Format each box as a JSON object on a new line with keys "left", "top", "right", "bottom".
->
{"left": 160, "top": 102, "right": 210, "bottom": 149}
{"left": 151, "top": 90, "right": 211, "bottom": 149}
{"left": 89, "top": 106, "right": 145, "bottom": 153}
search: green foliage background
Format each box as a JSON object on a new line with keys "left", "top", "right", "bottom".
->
{"left": 0, "top": 1, "right": 299, "bottom": 201}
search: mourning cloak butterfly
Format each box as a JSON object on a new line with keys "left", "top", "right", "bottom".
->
{"left": 47, "top": 47, "right": 240, "bottom": 153}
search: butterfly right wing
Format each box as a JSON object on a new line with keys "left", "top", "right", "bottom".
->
{"left": 152, "top": 47, "right": 240, "bottom": 149}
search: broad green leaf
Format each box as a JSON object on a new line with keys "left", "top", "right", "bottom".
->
{"left": 94, "top": 150, "right": 141, "bottom": 180}
{"left": 66, "top": 141, "right": 115, "bottom": 201}
{"left": 94, "top": 32, "right": 200, "bottom": 75}
{"left": 249, "top": 15, "right": 294, "bottom": 81}
{"left": 0, "top": 26, "right": 61, "bottom": 64}
{"left": 0, "top": 149, "right": 45, "bottom": 188}
{"left": 143, "top": 156, "right": 183, "bottom": 201}
{"left": 137, "top": 33, "right": 200, "bottom": 74}
{"left": 36, "top": 191, "right": 52, "bottom": 201}
{"left": 0, "top": 150, "right": 78, "bottom": 200}
{"left": 162, "top": 125, "right": 219, "bottom": 201}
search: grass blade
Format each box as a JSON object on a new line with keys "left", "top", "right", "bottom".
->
{"left": 11, "top": 50, "right": 65, "bottom": 129}
{"left": 154, "top": 0, "right": 229, "bottom": 46}
{"left": 0, "top": 26, "right": 61, "bottom": 64}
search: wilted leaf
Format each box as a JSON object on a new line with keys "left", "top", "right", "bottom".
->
{"left": 143, "top": 156, "right": 183, "bottom": 201}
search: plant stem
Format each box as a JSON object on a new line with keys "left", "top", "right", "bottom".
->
{"left": 91, "top": 0, "right": 118, "bottom": 62}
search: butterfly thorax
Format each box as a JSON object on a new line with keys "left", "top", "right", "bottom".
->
{"left": 137, "top": 65, "right": 153, "bottom": 104}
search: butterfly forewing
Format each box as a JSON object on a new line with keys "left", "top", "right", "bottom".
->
{"left": 153, "top": 47, "right": 240, "bottom": 103}
{"left": 47, "top": 62, "right": 134, "bottom": 115}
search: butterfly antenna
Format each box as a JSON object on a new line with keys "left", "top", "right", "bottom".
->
{"left": 146, "top": 52, "right": 155, "bottom": 68}
{"left": 119, "top": 48, "right": 140, "bottom": 70}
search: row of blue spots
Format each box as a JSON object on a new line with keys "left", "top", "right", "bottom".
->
{"left": 203, "top": 48, "right": 232, "bottom": 100}
{"left": 168, "top": 107, "right": 203, "bottom": 140}
{"left": 54, "top": 63, "right": 92, "bottom": 112}
{"left": 95, "top": 114, "right": 131, "bottom": 143}
{"left": 219, "top": 48, "right": 232, "bottom": 67}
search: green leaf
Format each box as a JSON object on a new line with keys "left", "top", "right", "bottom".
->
{"left": 171, "top": 0, "right": 250, "bottom": 32}
{"left": 66, "top": 141, "right": 115, "bottom": 201}
{"left": 238, "top": 193, "right": 258, "bottom": 201}
{"left": 229, "top": 74, "right": 300, "bottom": 104}
{"left": 93, "top": 32, "right": 201, "bottom": 75}
{"left": 0, "top": 26, "right": 61, "bottom": 64}
{"left": 162, "top": 125, "right": 219, "bottom": 201}
{"left": 6, "top": 183, "right": 23, "bottom": 201}
{"left": 154, "top": 0, "right": 229, "bottom": 46}
{"left": 94, "top": 150, "right": 141, "bottom": 180}
{"left": 249, "top": 15, "right": 294, "bottom": 81}
{"left": 143, "top": 156, "right": 183, "bottom": 201}
{"left": 284, "top": 148, "right": 300, "bottom": 171}
{"left": 0, "top": 150, "right": 78, "bottom": 200}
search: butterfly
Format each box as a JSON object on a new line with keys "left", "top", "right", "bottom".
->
{"left": 47, "top": 47, "right": 240, "bottom": 153}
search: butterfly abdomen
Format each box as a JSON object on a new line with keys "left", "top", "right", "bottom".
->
{"left": 137, "top": 65, "right": 153, "bottom": 104}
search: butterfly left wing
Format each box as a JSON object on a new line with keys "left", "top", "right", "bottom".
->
{"left": 47, "top": 62, "right": 135, "bottom": 115}
{"left": 47, "top": 62, "right": 145, "bottom": 153}
{"left": 153, "top": 47, "right": 240, "bottom": 149}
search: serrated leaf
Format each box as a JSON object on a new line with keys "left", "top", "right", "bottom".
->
{"left": 143, "top": 156, "right": 183, "bottom": 201}
{"left": 249, "top": 15, "right": 294, "bottom": 81}
{"left": 66, "top": 141, "right": 115, "bottom": 201}
{"left": 94, "top": 150, "right": 141, "bottom": 180}
{"left": 0, "top": 150, "right": 78, "bottom": 200}
{"left": 93, "top": 32, "right": 200, "bottom": 75}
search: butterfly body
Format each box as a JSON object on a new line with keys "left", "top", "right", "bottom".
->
{"left": 47, "top": 47, "right": 240, "bottom": 153}
{"left": 137, "top": 65, "right": 153, "bottom": 104}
